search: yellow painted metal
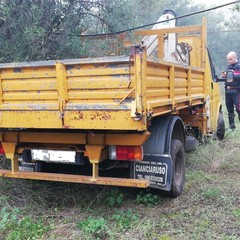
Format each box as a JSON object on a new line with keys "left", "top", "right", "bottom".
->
{"left": 177, "top": 21, "right": 220, "bottom": 133}
{"left": 187, "top": 68, "right": 192, "bottom": 105}
{"left": 64, "top": 110, "right": 146, "bottom": 131}
{"left": 2, "top": 79, "right": 57, "bottom": 91}
{"left": 138, "top": 17, "right": 220, "bottom": 134}
{"left": 1, "top": 71, "right": 56, "bottom": 80}
{"left": 1, "top": 142, "right": 16, "bottom": 160}
{"left": 0, "top": 131, "right": 150, "bottom": 146}
{"left": 169, "top": 66, "right": 175, "bottom": 110}
{"left": 106, "top": 131, "right": 150, "bottom": 146}
{"left": 1, "top": 142, "right": 18, "bottom": 173}
{"left": 0, "top": 170, "right": 150, "bottom": 188}
{"left": 85, "top": 145, "right": 104, "bottom": 180}
{"left": 205, "top": 46, "right": 221, "bottom": 133}
{"left": 119, "top": 87, "right": 135, "bottom": 104}
{"left": 0, "top": 111, "right": 62, "bottom": 128}
{"left": 133, "top": 47, "right": 147, "bottom": 119}
{"left": 135, "top": 25, "right": 202, "bottom": 36}
{"left": 0, "top": 71, "right": 2, "bottom": 105}
{"left": 85, "top": 145, "right": 103, "bottom": 164}
{"left": 56, "top": 62, "right": 68, "bottom": 116}
{"left": 201, "top": 18, "right": 207, "bottom": 69}
{"left": 11, "top": 156, "right": 19, "bottom": 173}
{"left": 91, "top": 163, "right": 99, "bottom": 180}
{"left": 145, "top": 60, "right": 205, "bottom": 116}
{"left": 158, "top": 34, "right": 164, "bottom": 59}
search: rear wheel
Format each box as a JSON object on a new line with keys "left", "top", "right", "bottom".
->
{"left": 186, "top": 136, "right": 198, "bottom": 152}
{"left": 216, "top": 112, "right": 225, "bottom": 140}
{"left": 168, "top": 139, "right": 185, "bottom": 197}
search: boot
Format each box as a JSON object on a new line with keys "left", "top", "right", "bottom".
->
{"left": 228, "top": 114, "right": 235, "bottom": 130}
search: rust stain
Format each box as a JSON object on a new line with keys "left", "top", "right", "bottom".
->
{"left": 73, "top": 111, "right": 84, "bottom": 120}
{"left": 90, "top": 112, "right": 112, "bottom": 121}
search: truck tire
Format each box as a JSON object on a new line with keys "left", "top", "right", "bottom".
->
{"left": 216, "top": 112, "right": 225, "bottom": 140}
{"left": 186, "top": 136, "right": 198, "bottom": 152}
{"left": 169, "top": 139, "right": 185, "bottom": 197}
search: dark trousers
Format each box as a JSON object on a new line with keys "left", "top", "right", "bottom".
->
{"left": 225, "top": 89, "right": 240, "bottom": 129}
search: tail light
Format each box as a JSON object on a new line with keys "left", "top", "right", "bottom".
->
{"left": 0, "top": 143, "right": 5, "bottom": 155}
{"left": 109, "top": 146, "right": 143, "bottom": 161}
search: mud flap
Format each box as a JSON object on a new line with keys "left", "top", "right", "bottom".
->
{"left": 130, "top": 155, "right": 172, "bottom": 191}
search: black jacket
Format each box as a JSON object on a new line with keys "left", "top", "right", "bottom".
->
{"left": 225, "top": 62, "right": 240, "bottom": 88}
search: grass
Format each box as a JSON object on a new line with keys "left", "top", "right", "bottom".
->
{"left": 0, "top": 118, "right": 240, "bottom": 239}
{"left": 0, "top": 207, "right": 51, "bottom": 240}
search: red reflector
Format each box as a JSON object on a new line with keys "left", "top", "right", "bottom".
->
{"left": 0, "top": 144, "right": 5, "bottom": 155}
{"left": 116, "top": 146, "right": 142, "bottom": 161}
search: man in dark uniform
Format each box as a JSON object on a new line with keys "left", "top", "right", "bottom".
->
{"left": 224, "top": 51, "right": 240, "bottom": 130}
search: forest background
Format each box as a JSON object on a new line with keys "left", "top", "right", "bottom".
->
{"left": 0, "top": 1, "right": 240, "bottom": 240}
{"left": 0, "top": 0, "right": 240, "bottom": 74}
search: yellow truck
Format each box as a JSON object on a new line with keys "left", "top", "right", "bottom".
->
{"left": 0, "top": 11, "right": 224, "bottom": 197}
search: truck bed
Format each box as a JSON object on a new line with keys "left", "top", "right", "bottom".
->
{"left": 0, "top": 52, "right": 205, "bottom": 131}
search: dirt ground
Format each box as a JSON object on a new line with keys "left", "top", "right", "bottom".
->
{"left": 0, "top": 129, "right": 240, "bottom": 240}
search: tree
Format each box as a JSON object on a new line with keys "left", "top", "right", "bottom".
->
{"left": 0, "top": 0, "right": 106, "bottom": 61}
{"left": 0, "top": 0, "right": 239, "bottom": 66}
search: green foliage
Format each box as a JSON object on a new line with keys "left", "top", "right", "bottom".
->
{"left": 202, "top": 188, "right": 221, "bottom": 199}
{"left": 0, "top": 207, "right": 50, "bottom": 240}
{"left": 222, "top": 237, "right": 239, "bottom": 240}
{"left": 77, "top": 216, "right": 108, "bottom": 239}
{"left": 0, "top": 0, "right": 237, "bottom": 74}
{"left": 0, "top": 0, "right": 106, "bottom": 61}
{"left": 0, "top": 207, "right": 19, "bottom": 231}
{"left": 104, "top": 189, "right": 124, "bottom": 207}
{"left": 136, "top": 191, "right": 160, "bottom": 206}
{"left": 186, "top": 136, "right": 240, "bottom": 173}
{"left": 0, "top": 0, "right": 226, "bottom": 63}
{"left": 0, "top": 155, "right": 11, "bottom": 170}
{"left": 8, "top": 217, "right": 50, "bottom": 240}
{"left": 159, "top": 235, "right": 172, "bottom": 240}
{"left": 233, "top": 208, "right": 240, "bottom": 218}
{"left": 111, "top": 208, "right": 138, "bottom": 230}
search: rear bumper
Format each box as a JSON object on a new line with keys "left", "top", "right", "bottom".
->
{"left": 0, "top": 169, "right": 149, "bottom": 188}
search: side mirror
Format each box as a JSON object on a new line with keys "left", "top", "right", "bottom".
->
{"left": 213, "top": 74, "right": 219, "bottom": 82}
{"left": 226, "top": 70, "right": 234, "bottom": 83}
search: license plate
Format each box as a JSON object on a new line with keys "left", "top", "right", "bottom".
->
{"left": 31, "top": 149, "right": 76, "bottom": 163}
{"left": 133, "top": 155, "right": 172, "bottom": 191}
